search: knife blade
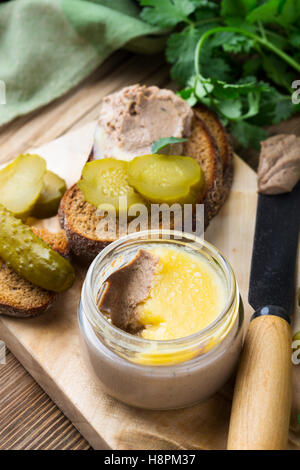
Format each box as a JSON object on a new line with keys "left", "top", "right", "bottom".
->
{"left": 249, "top": 180, "right": 300, "bottom": 317}
{"left": 228, "top": 180, "right": 300, "bottom": 450}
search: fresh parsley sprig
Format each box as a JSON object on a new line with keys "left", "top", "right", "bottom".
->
{"left": 151, "top": 137, "right": 188, "bottom": 153}
{"left": 139, "top": 0, "right": 300, "bottom": 149}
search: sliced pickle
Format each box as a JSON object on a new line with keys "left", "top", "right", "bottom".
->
{"left": 78, "top": 159, "right": 145, "bottom": 213}
{"left": 0, "top": 204, "right": 75, "bottom": 293}
{"left": 32, "top": 170, "right": 67, "bottom": 219}
{"left": 128, "top": 154, "right": 204, "bottom": 204}
{"left": 0, "top": 154, "right": 46, "bottom": 218}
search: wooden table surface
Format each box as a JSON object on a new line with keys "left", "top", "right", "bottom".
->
{"left": 0, "top": 51, "right": 170, "bottom": 451}
{"left": 0, "top": 50, "right": 299, "bottom": 450}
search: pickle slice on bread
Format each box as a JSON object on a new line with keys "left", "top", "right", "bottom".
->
{"left": 128, "top": 154, "right": 204, "bottom": 205}
{"left": 78, "top": 159, "right": 145, "bottom": 213}
{"left": 32, "top": 170, "right": 67, "bottom": 219}
{"left": 0, "top": 154, "right": 46, "bottom": 219}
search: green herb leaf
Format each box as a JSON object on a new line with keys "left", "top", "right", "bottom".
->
{"left": 290, "top": 32, "right": 300, "bottom": 48}
{"left": 243, "top": 57, "right": 262, "bottom": 76}
{"left": 261, "top": 54, "right": 293, "bottom": 91}
{"left": 207, "top": 29, "right": 253, "bottom": 55}
{"left": 191, "top": 0, "right": 218, "bottom": 9}
{"left": 140, "top": 0, "right": 300, "bottom": 149}
{"left": 222, "top": 33, "right": 254, "bottom": 53}
{"left": 273, "top": 98, "right": 296, "bottom": 123}
{"left": 193, "top": 76, "right": 214, "bottom": 99}
{"left": 201, "top": 56, "right": 232, "bottom": 81}
{"left": 166, "top": 24, "right": 220, "bottom": 86}
{"left": 231, "top": 120, "right": 267, "bottom": 150}
{"left": 221, "top": 0, "right": 257, "bottom": 18}
{"left": 223, "top": 16, "right": 257, "bottom": 33}
{"left": 140, "top": 0, "right": 196, "bottom": 28}
{"left": 194, "top": 1, "right": 219, "bottom": 21}
{"left": 199, "top": 34, "right": 233, "bottom": 81}
{"left": 177, "top": 88, "right": 198, "bottom": 106}
{"left": 151, "top": 137, "right": 188, "bottom": 154}
{"left": 218, "top": 99, "right": 242, "bottom": 119}
{"left": 247, "top": 86, "right": 295, "bottom": 126}
{"left": 246, "top": 0, "right": 281, "bottom": 24}
{"left": 166, "top": 27, "right": 201, "bottom": 86}
{"left": 198, "top": 77, "right": 268, "bottom": 100}
{"left": 246, "top": 0, "right": 300, "bottom": 27}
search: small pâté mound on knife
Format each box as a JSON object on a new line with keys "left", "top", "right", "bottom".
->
{"left": 59, "top": 84, "right": 233, "bottom": 262}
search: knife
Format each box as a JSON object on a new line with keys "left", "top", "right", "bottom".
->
{"left": 227, "top": 181, "right": 300, "bottom": 450}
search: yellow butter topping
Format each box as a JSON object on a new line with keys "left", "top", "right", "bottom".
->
{"left": 138, "top": 246, "right": 227, "bottom": 341}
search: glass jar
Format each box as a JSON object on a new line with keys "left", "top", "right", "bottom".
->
{"left": 78, "top": 230, "right": 244, "bottom": 410}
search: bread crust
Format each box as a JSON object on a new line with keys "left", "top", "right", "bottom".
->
{"left": 194, "top": 104, "right": 234, "bottom": 216}
{"left": 220, "top": 150, "right": 234, "bottom": 208}
{"left": 184, "top": 114, "right": 223, "bottom": 225}
{"left": 0, "top": 261, "right": 57, "bottom": 318}
{"left": 0, "top": 296, "right": 55, "bottom": 318}
{"left": 59, "top": 185, "right": 110, "bottom": 262}
{"left": 194, "top": 104, "right": 232, "bottom": 169}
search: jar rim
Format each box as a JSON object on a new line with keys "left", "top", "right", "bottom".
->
{"left": 82, "top": 229, "right": 238, "bottom": 350}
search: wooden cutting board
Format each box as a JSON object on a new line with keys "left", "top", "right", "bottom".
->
{"left": 0, "top": 123, "right": 299, "bottom": 450}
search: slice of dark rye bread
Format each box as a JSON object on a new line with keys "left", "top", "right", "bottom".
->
{"left": 59, "top": 108, "right": 232, "bottom": 262}
{"left": 194, "top": 104, "right": 232, "bottom": 169}
{"left": 194, "top": 105, "right": 234, "bottom": 209}
{"left": 0, "top": 228, "right": 69, "bottom": 318}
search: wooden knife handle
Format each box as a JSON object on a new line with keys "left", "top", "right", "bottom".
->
{"left": 227, "top": 312, "right": 292, "bottom": 450}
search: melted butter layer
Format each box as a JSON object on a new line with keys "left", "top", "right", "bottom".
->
{"left": 138, "top": 246, "right": 227, "bottom": 341}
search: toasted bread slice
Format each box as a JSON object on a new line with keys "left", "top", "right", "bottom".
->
{"left": 0, "top": 228, "right": 69, "bottom": 318}
{"left": 194, "top": 104, "right": 232, "bottom": 169}
{"left": 59, "top": 111, "right": 226, "bottom": 260}
{"left": 59, "top": 184, "right": 111, "bottom": 261}
{"left": 184, "top": 113, "right": 223, "bottom": 223}
{"left": 194, "top": 105, "right": 234, "bottom": 211}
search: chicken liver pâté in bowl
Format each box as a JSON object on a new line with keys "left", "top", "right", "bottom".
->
{"left": 78, "top": 231, "right": 243, "bottom": 410}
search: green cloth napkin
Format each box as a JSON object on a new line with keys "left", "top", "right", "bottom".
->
{"left": 0, "top": 0, "right": 162, "bottom": 126}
